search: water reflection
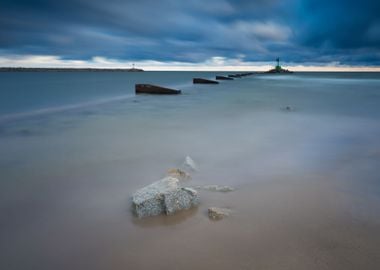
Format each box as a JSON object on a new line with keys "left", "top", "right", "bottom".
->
{"left": 131, "top": 207, "right": 199, "bottom": 228}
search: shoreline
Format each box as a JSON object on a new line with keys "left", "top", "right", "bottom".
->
{"left": 0, "top": 67, "right": 145, "bottom": 72}
{"left": 1, "top": 68, "right": 380, "bottom": 73}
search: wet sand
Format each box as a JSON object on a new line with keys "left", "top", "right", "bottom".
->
{"left": 127, "top": 174, "right": 380, "bottom": 270}
{"left": 2, "top": 160, "right": 380, "bottom": 270}
{"left": 1, "top": 72, "right": 380, "bottom": 269}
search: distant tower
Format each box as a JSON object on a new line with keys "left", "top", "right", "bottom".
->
{"left": 275, "top": 57, "right": 281, "bottom": 71}
{"left": 132, "top": 63, "right": 135, "bottom": 69}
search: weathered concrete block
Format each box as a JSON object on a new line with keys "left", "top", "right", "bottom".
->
{"left": 216, "top": 75, "right": 234, "bottom": 80}
{"left": 132, "top": 177, "right": 199, "bottom": 218}
{"left": 193, "top": 78, "right": 219, "bottom": 84}
{"left": 135, "top": 84, "right": 181, "bottom": 95}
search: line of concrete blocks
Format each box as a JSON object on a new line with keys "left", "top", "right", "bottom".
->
{"left": 135, "top": 72, "right": 255, "bottom": 95}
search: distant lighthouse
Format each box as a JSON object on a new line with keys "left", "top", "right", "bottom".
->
{"left": 126, "top": 62, "right": 144, "bottom": 72}
{"left": 265, "top": 57, "right": 292, "bottom": 73}
{"left": 275, "top": 57, "right": 281, "bottom": 71}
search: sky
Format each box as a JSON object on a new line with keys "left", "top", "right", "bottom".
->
{"left": 0, "top": 0, "right": 380, "bottom": 70}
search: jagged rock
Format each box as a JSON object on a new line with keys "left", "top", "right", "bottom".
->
{"left": 167, "top": 168, "right": 191, "bottom": 181}
{"left": 182, "top": 156, "right": 199, "bottom": 172}
{"left": 132, "top": 177, "right": 199, "bottom": 218}
{"left": 195, "top": 185, "right": 235, "bottom": 192}
{"left": 208, "top": 207, "right": 231, "bottom": 220}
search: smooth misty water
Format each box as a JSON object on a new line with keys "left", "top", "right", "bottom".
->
{"left": 0, "top": 71, "right": 380, "bottom": 270}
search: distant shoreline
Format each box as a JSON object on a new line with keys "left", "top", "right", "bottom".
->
{"left": 0, "top": 67, "right": 379, "bottom": 72}
{"left": 0, "top": 67, "right": 144, "bottom": 72}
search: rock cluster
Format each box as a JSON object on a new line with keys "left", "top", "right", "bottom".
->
{"left": 132, "top": 156, "right": 199, "bottom": 218}
{"left": 131, "top": 156, "right": 236, "bottom": 220}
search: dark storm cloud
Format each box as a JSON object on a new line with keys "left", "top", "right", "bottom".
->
{"left": 296, "top": 0, "right": 380, "bottom": 48}
{"left": 0, "top": 0, "right": 379, "bottom": 65}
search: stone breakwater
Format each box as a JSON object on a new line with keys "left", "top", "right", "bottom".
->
{"left": 134, "top": 72, "right": 256, "bottom": 95}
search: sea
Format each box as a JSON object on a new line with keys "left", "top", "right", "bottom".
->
{"left": 1, "top": 71, "right": 380, "bottom": 270}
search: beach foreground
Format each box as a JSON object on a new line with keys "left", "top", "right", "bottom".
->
{"left": 1, "top": 72, "right": 380, "bottom": 269}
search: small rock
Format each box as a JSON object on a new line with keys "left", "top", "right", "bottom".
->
{"left": 182, "top": 156, "right": 199, "bottom": 172}
{"left": 132, "top": 177, "right": 199, "bottom": 218}
{"left": 167, "top": 168, "right": 191, "bottom": 181}
{"left": 284, "top": 106, "right": 294, "bottom": 112}
{"left": 195, "top": 185, "right": 235, "bottom": 192}
{"left": 208, "top": 207, "right": 231, "bottom": 220}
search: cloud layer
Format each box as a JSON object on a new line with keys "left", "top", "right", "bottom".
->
{"left": 0, "top": 0, "right": 379, "bottom": 67}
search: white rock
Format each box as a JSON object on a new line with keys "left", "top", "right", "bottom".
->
{"left": 132, "top": 177, "right": 199, "bottom": 218}
{"left": 182, "top": 156, "right": 199, "bottom": 172}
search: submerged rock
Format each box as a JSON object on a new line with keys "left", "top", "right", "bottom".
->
{"left": 132, "top": 177, "right": 199, "bottom": 218}
{"left": 283, "top": 106, "right": 294, "bottom": 112}
{"left": 167, "top": 168, "right": 191, "bottom": 181}
{"left": 195, "top": 185, "right": 235, "bottom": 192}
{"left": 208, "top": 207, "right": 231, "bottom": 220}
{"left": 182, "top": 156, "right": 199, "bottom": 172}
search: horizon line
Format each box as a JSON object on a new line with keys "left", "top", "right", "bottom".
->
{"left": 1, "top": 66, "right": 380, "bottom": 72}
{"left": 0, "top": 55, "right": 379, "bottom": 72}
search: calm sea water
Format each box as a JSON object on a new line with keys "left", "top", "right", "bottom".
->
{"left": 1, "top": 71, "right": 380, "bottom": 270}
